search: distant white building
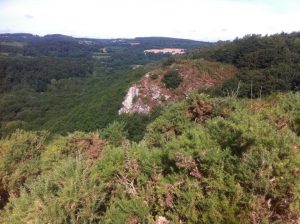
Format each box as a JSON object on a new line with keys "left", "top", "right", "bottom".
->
{"left": 144, "top": 48, "right": 185, "bottom": 55}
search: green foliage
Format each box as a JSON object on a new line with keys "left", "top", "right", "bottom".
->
{"left": 119, "top": 107, "right": 162, "bottom": 142}
{"left": 144, "top": 102, "right": 191, "bottom": 147}
{"left": 162, "top": 70, "right": 183, "bottom": 89}
{"left": 1, "top": 157, "right": 108, "bottom": 224}
{"left": 103, "top": 197, "right": 151, "bottom": 224}
{"left": 0, "top": 130, "right": 48, "bottom": 210}
{"left": 100, "top": 121, "right": 128, "bottom": 146}
{"left": 0, "top": 56, "right": 93, "bottom": 93}
{"left": 2, "top": 32, "right": 300, "bottom": 223}
{"left": 0, "top": 34, "right": 206, "bottom": 138}
{"left": 273, "top": 92, "right": 300, "bottom": 135}
{"left": 0, "top": 92, "right": 299, "bottom": 223}
{"left": 0, "top": 67, "right": 149, "bottom": 138}
{"left": 189, "top": 32, "right": 300, "bottom": 97}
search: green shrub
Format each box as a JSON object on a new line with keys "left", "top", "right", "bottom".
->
{"left": 100, "top": 121, "right": 128, "bottom": 146}
{"left": 0, "top": 130, "right": 48, "bottom": 200}
{"left": 1, "top": 93, "right": 300, "bottom": 223}
{"left": 103, "top": 197, "right": 151, "bottom": 224}
{"left": 162, "top": 70, "right": 183, "bottom": 89}
{"left": 1, "top": 157, "right": 108, "bottom": 224}
{"left": 144, "top": 102, "right": 191, "bottom": 147}
{"left": 119, "top": 107, "right": 161, "bottom": 142}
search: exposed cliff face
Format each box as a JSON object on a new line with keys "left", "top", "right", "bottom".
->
{"left": 118, "top": 86, "right": 150, "bottom": 114}
{"left": 119, "top": 59, "right": 238, "bottom": 114}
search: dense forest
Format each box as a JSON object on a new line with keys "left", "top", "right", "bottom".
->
{"left": 0, "top": 32, "right": 300, "bottom": 223}
{"left": 187, "top": 32, "right": 300, "bottom": 97}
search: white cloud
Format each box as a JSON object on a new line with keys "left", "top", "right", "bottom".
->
{"left": 0, "top": 0, "right": 300, "bottom": 41}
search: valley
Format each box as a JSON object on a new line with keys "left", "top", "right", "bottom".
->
{"left": 0, "top": 34, "right": 208, "bottom": 138}
{"left": 0, "top": 32, "right": 299, "bottom": 223}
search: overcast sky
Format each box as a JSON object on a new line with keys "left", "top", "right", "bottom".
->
{"left": 0, "top": 0, "right": 299, "bottom": 41}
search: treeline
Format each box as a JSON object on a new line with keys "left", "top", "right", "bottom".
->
{"left": 188, "top": 32, "right": 300, "bottom": 97}
{"left": 23, "top": 39, "right": 99, "bottom": 57}
{"left": 0, "top": 34, "right": 99, "bottom": 57}
{"left": 0, "top": 56, "right": 93, "bottom": 92}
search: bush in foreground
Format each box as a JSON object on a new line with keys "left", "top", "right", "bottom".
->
{"left": 0, "top": 92, "right": 299, "bottom": 223}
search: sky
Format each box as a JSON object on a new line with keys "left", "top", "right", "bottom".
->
{"left": 0, "top": 0, "right": 300, "bottom": 41}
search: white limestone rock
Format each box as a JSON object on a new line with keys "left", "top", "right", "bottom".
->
{"left": 118, "top": 86, "right": 139, "bottom": 114}
{"left": 119, "top": 86, "right": 150, "bottom": 114}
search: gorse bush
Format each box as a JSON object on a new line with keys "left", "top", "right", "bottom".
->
{"left": 0, "top": 92, "right": 300, "bottom": 223}
{"left": 100, "top": 121, "right": 128, "bottom": 147}
{"left": 2, "top": 157, "right": 108, "bottom": 223}
{"left": 144, "top": 102, "right": 191, "bottom": 148}
{"left": 0, "top": 130, "right": 48, "bottom": 208}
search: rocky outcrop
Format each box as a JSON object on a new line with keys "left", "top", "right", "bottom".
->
{"left": 119, "top": 59, "right": 238, "bottom": 114}
{"left": 118, "top": 86, "right": 150, "bottom": 114}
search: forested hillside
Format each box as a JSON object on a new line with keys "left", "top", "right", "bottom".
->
{"left": 187, "top": 32, "right": 300, "bottom": 97}
{"left": 0, "top": 34, "right": 207, "bottom": 137}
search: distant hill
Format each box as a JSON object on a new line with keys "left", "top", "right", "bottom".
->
{"left": 0, "top": 33, "right": 210, "bottom": 54}
{"left": 0, "top": 33, "right": 209, "bottom": 92}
